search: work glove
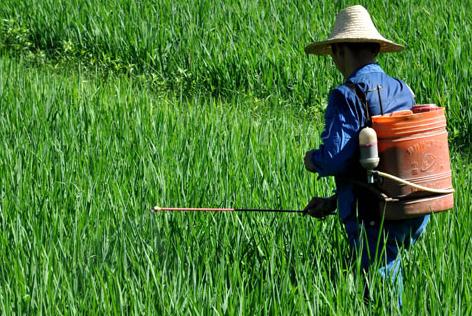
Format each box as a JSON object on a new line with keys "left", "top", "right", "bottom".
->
{"left": 304, "top": 150, "right": 317, "bottom": 173}
{"left": 303, "top": 195, "right": 337, "bottom": 219}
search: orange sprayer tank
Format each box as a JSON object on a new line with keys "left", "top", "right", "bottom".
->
{"left": 371, "top": 105, "right": 454, "bottom": 220}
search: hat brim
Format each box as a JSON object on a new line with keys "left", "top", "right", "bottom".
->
{"left": 305, "top": 38, "right": 404, "bottom": 55}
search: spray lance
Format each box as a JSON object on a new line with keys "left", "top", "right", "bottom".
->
{"left": 151, "top": 205, "right": 338, "bottom": 219}
{"left": 152, "top": 206, "right": 304, "bottom": 214}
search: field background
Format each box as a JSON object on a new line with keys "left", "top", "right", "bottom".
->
{"left": 0, "top": 0, "right": 471, "bottom": 314}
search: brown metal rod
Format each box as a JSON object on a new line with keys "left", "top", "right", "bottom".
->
{"left": 152, "top": 206, "right": 304, "bottom": 214}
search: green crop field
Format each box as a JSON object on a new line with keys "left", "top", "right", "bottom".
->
{"left": 0, "top": 0, "right": 470, "bottom": 314}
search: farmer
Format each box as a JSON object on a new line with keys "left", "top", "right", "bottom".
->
{"left": 302, "top": 5, "right": 429, "bottom": 306}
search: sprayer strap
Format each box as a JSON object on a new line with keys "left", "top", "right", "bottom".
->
{"left": 346, "top": 82, "right": 372, "bottom": 127}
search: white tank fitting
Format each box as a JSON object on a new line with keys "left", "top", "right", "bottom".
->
{"left": 359, "top": 127, "right": 380, "bottom": 183}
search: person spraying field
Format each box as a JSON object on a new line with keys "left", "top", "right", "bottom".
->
{"left": 302, "top": 5, "right": 453, "bottom": 306}
{"left": 152, "top": 4, "right": 454, "bottom": 309}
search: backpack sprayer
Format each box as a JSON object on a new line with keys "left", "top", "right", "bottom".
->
{"left": 357, "top": 104, "right": 454, "bottom": 219}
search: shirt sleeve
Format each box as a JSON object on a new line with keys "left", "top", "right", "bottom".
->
{"left": 309, "top": 88, "right": 362, "bottom": 177}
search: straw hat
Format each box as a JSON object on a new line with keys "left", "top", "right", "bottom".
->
{"left": 305, "top": 5, "right": 404, "bottom": 55}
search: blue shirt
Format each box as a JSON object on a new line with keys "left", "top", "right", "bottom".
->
{"left": 309, "top": 63, "right": 415, "bottom": 221}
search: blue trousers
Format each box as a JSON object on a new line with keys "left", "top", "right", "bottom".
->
{"left": 344, "top": 214, "right": 430, "bottom": 306}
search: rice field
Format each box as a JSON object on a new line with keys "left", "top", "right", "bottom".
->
{"left": 0, "top": 0, "right": 471, "bottom": 314}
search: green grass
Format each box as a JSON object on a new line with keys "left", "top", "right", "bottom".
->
{"left": 0, "top": 0, "right": 471, "bottom": 146}
{"left": 0, "top": 1, "right": 471, "bottom": 314}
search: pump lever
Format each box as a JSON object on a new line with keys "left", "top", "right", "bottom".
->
{"left": 376, "top": 85, "right": 384, "bottom": 116}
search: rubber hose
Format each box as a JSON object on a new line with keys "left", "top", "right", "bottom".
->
{"left": 373, "top": 171, "right": 454, "bottom": 194}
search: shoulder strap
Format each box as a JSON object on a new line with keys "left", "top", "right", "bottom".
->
{"left": 346, "top": 81, "right": 372, "bottom": 127}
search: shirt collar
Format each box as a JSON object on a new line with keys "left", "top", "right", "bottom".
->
{"left": 346, "top": 63, "right": 384, "bottom": 82}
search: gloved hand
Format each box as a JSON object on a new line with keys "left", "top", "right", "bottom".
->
{"left": 303, "top": 195, "right": 337, "bottom": 219}
{"left": 304, "top": 150, "right": 317, "bottom": 172}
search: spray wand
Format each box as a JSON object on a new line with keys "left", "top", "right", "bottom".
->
{"left": 152, "top": 206, "right": 305, "bottom": 214}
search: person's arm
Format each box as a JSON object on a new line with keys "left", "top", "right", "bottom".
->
{"left": 304, "top": 88, "right": 362, "bottom": 177}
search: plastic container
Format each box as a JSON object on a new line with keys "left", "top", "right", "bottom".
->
{"left": 371, "top": 105, "right": 454, "bottom": 219}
